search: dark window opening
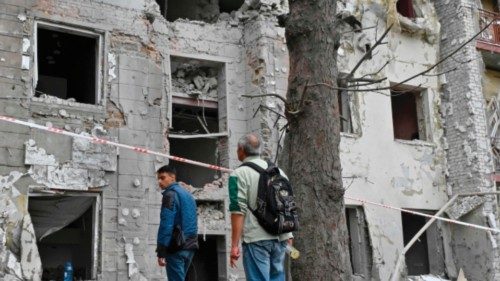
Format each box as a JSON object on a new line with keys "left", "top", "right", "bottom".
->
{"left": 391, "top": 90, "right": 426, "bottom": 141}
{"left": 165, "top": 0, "right": 219, "bottom": 23}
{"left": 346, "top": 207, "right": 372, "bottom": 279}
{"left": 36, "top": 27, "right": 98, "bottom": 104}
{"left": 397, "top": 0, "right": 416, "bottom": 18}
{"left": 338, "top": 90, "right": 353, "bottom": 133}
{"left": 402, "top": 212, "right": 429, "bottom": 276}
{"left": 170, "top": 104, "right": 220, "bottom": 187}
{"left": 219, "top": 0, "right": 245, "bottom": 14}
{"left": 156, "top": 0, "right": 243, "bottom": 22}
{"left": 29, "top": 196, "right": 95, "bottom": 281}
{"left": 187, "top": 235, "right": 225, "bottom": 281}
{"left": 155, "top": 0, "right": 167, "bottom": 17}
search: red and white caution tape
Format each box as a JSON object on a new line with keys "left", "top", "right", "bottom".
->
{"left": 0, "top": 115, "right": 232, "bottom": 173}
{"left": 1, "top": 114, "right": 499, "bottom": 233}
{"left": 345, "top": 195, "right": 500, "bottom": 233}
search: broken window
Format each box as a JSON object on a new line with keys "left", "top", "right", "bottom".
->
{"left": 169, "top": 56, "right": 228, "bottom": 187}
{"left": 338, "top": 90, "right": 353, "bottom": 133}
{"left": 35, "top": 23, "right": 101, "bottom": 104}
{"left": 170, "top": 104, "right": 221, "bottom": 186}
{"left": 29, "top": 195, "right": 98, "bottom": 281}
{"left": 156, "top": 0, "right": 244, "bottom": 23}
{"left": 402, "top": 211, "right": 446, "bottom": 277}
{"left": 187, "top": 235, "right": 226, "bottom": 280}
{"left": 397, "top": 0, "right": 416, "bottom": 18}
{"left": 391, "top": 88, "right": 428, "bottom": 141}
{"left": 345, "top": 207, "right": 372, "bottom": 280}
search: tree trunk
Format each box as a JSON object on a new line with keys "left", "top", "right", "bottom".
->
{"left": 283, "top": 0, "right": 352, "bottom": 279}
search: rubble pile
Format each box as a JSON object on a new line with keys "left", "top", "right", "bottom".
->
{"left": 172, "top": 65, "right": 219, "bottom": 99}
{"left": 197, "top": 202, "right": 225, "bottom": 231}
{"left": 179, "top": 173, "right": 228, "bottom": 201}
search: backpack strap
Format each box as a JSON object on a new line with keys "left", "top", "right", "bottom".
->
{"left": 239, "top": 161, "right": 267, "bottom": 214}
{"left": 239, "top": 161, "right": 266, "bottom": 173}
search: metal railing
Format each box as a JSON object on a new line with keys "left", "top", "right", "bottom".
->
{"left": 486, "top": 97, "right": 500, "bottom": 170}
{"left": 478, "top": 9, "right": 500, "bottom": 48}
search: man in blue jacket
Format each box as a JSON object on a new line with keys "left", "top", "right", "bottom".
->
{"left": 156, "top": 165, "right": 198, "bottom": 280}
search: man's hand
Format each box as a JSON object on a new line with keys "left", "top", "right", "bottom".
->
{"left": 157, "top": 257, "right": 166, "bottom": 267}
{"left": 230, "top": 214, "right": 244, "bottom": 268}
{"left": 230, "top": 245, "right": 240, "bottom": 268}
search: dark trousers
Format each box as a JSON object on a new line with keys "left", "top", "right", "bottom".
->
{"left": 165, "top": 250, "right": 195, "bottom": 281}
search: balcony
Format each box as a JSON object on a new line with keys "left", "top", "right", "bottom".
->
{"left": 477, "top": 9, "right": 500, "bottom": 52}
{"left": 477, "top": 9, "right": 500, "bottom": 70}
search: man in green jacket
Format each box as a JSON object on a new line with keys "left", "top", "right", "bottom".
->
{"left": 228, "top": 133, "right": 293, "bottom": 281}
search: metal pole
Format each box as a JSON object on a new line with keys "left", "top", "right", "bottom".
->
{"left": 389, "top": 194, "right": 459, "bottom": 281}
{"left": 389, "top": 191, "right": 500, "bottom": 281}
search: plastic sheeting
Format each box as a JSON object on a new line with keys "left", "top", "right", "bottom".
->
{"left": 29, "top": 196, "right": 94, "bottom": 241}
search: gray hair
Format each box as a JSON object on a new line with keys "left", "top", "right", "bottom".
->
{"left": 238, "top": 133, "right": 262, "bottom": 156}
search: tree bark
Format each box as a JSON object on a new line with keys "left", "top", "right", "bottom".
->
{"left": 283, "top": 0, "right": 352, "bottom": 280}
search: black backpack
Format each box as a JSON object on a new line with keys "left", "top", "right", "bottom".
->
{"left": 240, "top": 161, "right": 299, "bottom": 235}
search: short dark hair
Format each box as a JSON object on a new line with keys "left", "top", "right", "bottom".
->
{"left": 156, "top": 165, "right": 176, "bottom": 175}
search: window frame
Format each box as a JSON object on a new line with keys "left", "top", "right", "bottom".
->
{"left": 34, "top": 21, "right": 104, "bottom": 105}
{"left": 345, "top": 206, "right": 372, "bottom": 280}
{"left": 390, "top": 85, "right": 431, "bottom": 142}
{"left": 28, "top": 191, "right": 101, "bottom": 280}
{"left": 396, "top": 0, "right": 416, "bottom": 19}
{"left": 338, "top": 76, "right": 361, "bottom": 136}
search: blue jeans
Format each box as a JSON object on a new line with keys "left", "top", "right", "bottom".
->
{"left": 165, "top": 250, "right": 195, "bottom": 281}
{"left": 242, "top": 240, "right": 287, "bottom": 281}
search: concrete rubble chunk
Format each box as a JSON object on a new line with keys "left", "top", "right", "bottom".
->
{"left": 446, "top": 196, "right": 486, "bottom": 220}
{"left": 171, "top": 63, "right": 220, "bottom": 99}
{"left": 193, "top": 76, "right": 204, "bottom": 90}
{"left": 124, "top": 243, "right": 147, "bottom": 281}
{"left": 24, "top": 140, "right": 57, "bottom": 166}
{"left": 20, "top": 215, "right": 42, "bottom": 281}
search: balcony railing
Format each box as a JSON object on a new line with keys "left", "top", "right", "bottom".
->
{"left": 477, "top": 9, "right": 500, "bottom": 52}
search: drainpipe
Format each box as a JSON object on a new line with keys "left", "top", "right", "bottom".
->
{"left": 389, "top": 191, "right": 500, "bottom": 281}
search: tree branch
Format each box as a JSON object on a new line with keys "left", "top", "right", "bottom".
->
{"left": 339, "top": 25, "right": 377, "bottom": 35}
{"left": 387, "top": 19, "right": 493, "bottom": 91}
{"left": 242, "top": 93, "right": 287, "bottom": 104}
{"left": 311, "top": 19, "right": 494, "bottom": 93}
{"left": 359, "top": 60, "right": 391, "bottom": 79}
{"left": 350, "top": 77, "right": 386, "bottom": 83}
{"left": 422, "top": 67, "right": 458, "bottom": 77}
{"left": 347, "top": 24, "right": 393, "bottom": 79}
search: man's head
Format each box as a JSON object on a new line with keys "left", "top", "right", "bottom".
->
{"left": 237, "top": 133, "right": 262, "bottom": 161}
{"left": 156, "top": 165, "right": 176, "bottom": 190}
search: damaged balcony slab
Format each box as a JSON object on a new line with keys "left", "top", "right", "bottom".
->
{"left": 25, "top": 139, "right": 114, "bottom": 190}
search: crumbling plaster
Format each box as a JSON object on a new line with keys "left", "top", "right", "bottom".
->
{"left": 338, "top": 1, "right": 449, "bottom": 280}
{"left": 434, "top": 0, "right": 500, "bottom": 279}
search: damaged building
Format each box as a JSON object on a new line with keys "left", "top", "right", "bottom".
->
{"left": 0, "top": 0, "right": 499, "bottom": 280}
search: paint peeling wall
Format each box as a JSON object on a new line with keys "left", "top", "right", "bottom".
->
{"left": 335, "top": 1, "right": 450, "bottom": 280}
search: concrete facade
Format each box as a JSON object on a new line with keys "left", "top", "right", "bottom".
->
{"left": 433, "top": 0, "right": 500, "bottom": 280}
{"left": 0, "top": 0, "right": 498, "bottom": 281}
